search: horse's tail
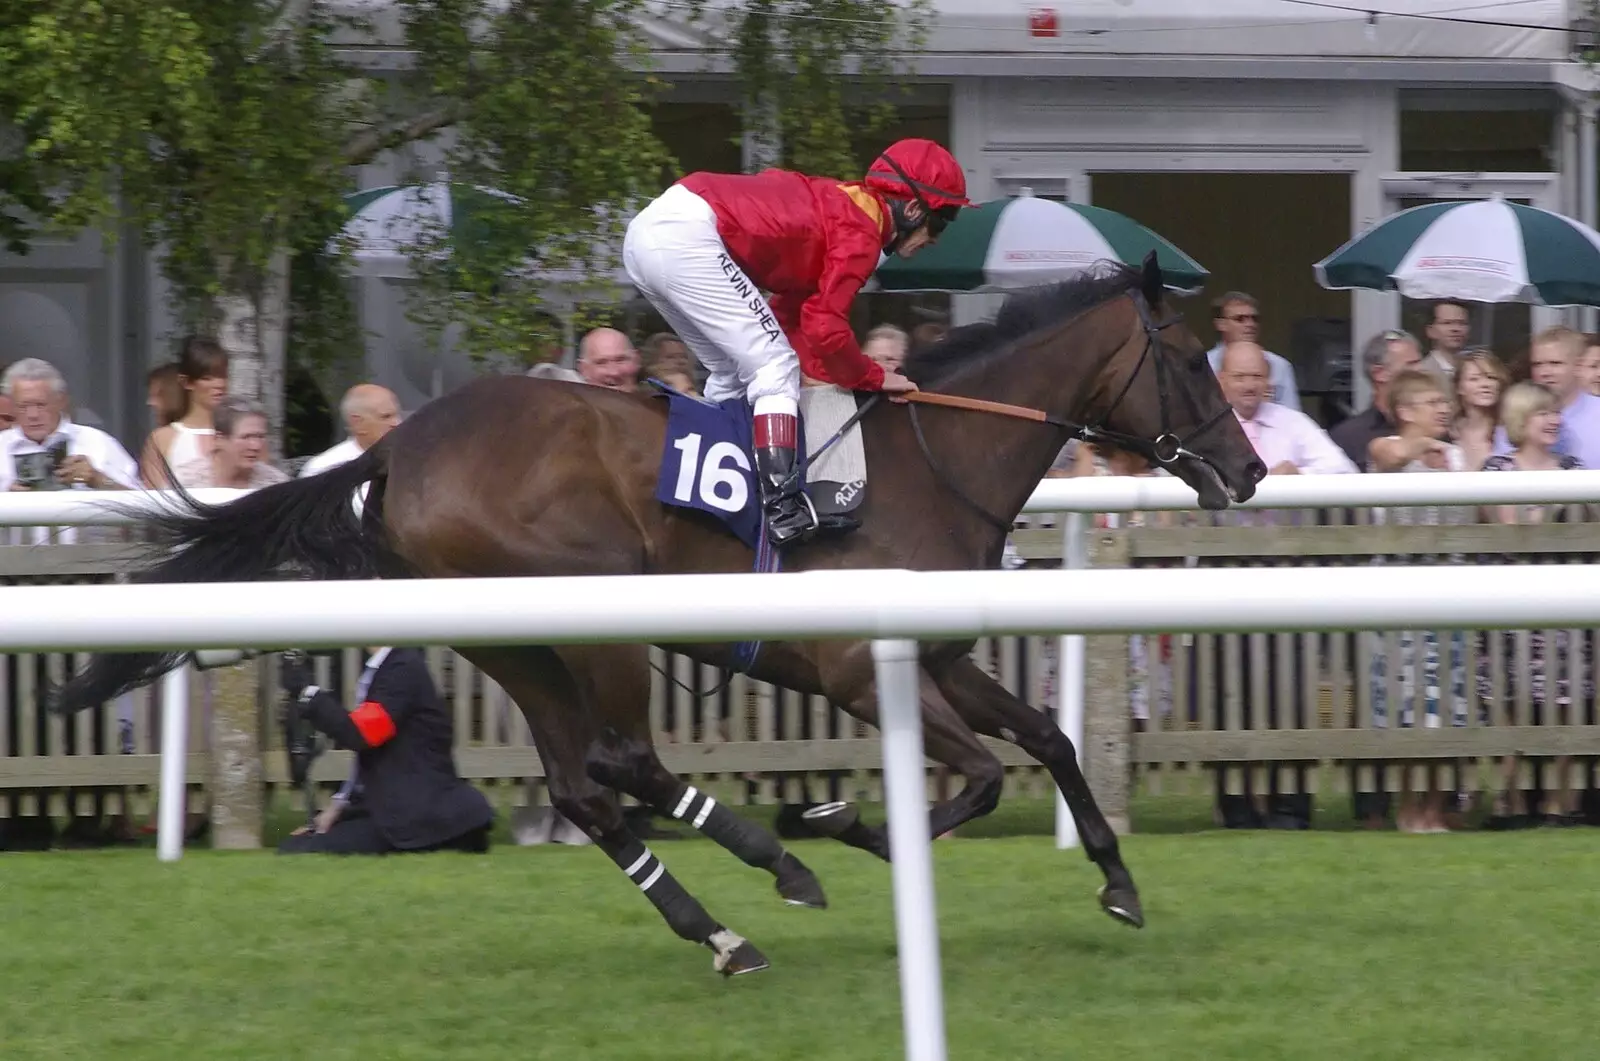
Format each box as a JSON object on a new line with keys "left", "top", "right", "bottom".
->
{"left": 51, "top": 439, "right": 401, "bottom": 714}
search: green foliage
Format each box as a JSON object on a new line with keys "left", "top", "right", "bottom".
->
{"left": 2, "top": 1, "right": 212, "bottom": 232}
{"left": 726, "top": 0, "right": 934, "bottom": 176}
{"left": 0, "top": 3, "right": 50, "bottom": 255}
{"left": 3, "top": 1, "right": 355, "bottom": 311}
{"left": 394, "top": 0, "right": 672, "bottom": 367}
{"left": 2, "top": 0, "right": 932, "bottom": 396}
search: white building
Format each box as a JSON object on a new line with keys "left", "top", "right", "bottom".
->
{"left": 1, "top": 0, "right": 1593, "bottom": 442}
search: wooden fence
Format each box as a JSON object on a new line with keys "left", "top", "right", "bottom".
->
{"left": 1012, "top": 500, "right": 1600, "bottom": 818}
{"left": 3, "top": 501, "right": 1599, "bottom": 839}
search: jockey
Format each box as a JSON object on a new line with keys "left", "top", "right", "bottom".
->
{"left": 622, "top": 138, "right": 970, "bottom": 547}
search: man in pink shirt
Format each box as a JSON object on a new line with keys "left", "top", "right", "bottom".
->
{"left": 1210, "top": 341, "right": 1356, "bottom": 831}
{"left": 1221, "top": 341, "right": 1358, "bottom": 476}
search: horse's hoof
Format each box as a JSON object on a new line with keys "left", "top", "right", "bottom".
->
{"left": 715, "top": 940, "right": 771, "bottom": 977}
{"left": 800, "top": 800, "right": 859, "bottom": 838}
{"left": 775, "top": 853, "right": 828, "bottom": 909}
{"left": 1098, "top": 884, "right": 1144, "bottom": 929}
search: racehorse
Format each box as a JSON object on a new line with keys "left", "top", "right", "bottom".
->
{"left": 55, "top": 255, "right": 1264, "bottom": 976}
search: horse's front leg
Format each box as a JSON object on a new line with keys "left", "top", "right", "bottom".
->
{"left": 803, "top": 643, "right": 1005, "bottom": 860}
{"left": 933, "top": 654, "right": 1143, "bottom": 929}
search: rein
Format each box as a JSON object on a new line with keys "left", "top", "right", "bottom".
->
{"left": 660, "top": 289, "right": 1234, "bottom": 701}
{"left": 903, "top": 290, "right": 1234, "bottom": 530}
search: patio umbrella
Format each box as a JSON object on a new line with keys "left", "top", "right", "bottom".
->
{"left": 871, "top": 196, "right": 1209, "bottom": 294}
{"left": 338, "top": 183, "right": 518, "bottom": 266}
{"left": 336, "top": 182, "right": 631, "bottom": 292}
{"left": 1314, "top": 198, "right": 1600, "bottom": 307}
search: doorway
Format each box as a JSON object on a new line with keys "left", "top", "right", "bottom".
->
{"left": 1090, "top": 171, "right": 1353, "bottom": 421}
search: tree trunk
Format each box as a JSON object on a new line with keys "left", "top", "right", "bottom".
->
{"left": 213, "top": 246, "right": 292, "bottom": 457}
{"left": 741, "top": 97, "right": 781, "bottom": 174}
{"left": 1085, "top": 530, "right": 1132, "bottom": 836}
{"left": 206, "top": 658, "right": 264, "bottom": 850}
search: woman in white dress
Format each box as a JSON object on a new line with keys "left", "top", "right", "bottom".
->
{"left": 139, "top": 336, "right": 228, "bottom": 487}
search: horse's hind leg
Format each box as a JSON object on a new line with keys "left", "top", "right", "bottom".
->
{"left": 558, "top": 645, "right": 827, "bottom": 910}
{"left": 807, "top": 646, "right": 1006, "bottom": 861}
{"left": 934, "top": 655, "right": 1142, "bottom": 929}
{"left": 459, "top": 645, "right": 770, "bottom": 975}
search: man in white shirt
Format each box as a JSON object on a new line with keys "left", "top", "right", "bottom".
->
{"left": 0, "top": 358, "right": 139, "bottom": 552}
{"left": 0, "top": 358, "right": 139, "bottom": 493}
{"left": 1220, "top": 342, "right": 1356, "bottom": 476}
{"left": 1206, "top": 292, "right": 1302, "bottom": 411}
{"left": 298, "top": 383, "right": 400, "bottom": 478}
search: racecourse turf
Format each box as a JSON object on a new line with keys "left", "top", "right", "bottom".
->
{"left": 2, "top": 796, "right": 1596, "bottom": 1061}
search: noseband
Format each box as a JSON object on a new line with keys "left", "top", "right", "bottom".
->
{"left": 898, "top": 290, "right": 1237, "bottom": 531}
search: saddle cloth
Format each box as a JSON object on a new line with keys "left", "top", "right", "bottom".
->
{"left": 650, "top": 379, "right": 869, "bottom": 548}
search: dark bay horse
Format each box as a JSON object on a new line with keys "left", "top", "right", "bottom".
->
{"left": 56, "top": 256, "right": 1264, "bottom": 976}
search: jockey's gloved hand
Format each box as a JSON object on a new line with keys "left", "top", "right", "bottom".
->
{"left": 278, "top": 651, "right": 316, "bottom": 700}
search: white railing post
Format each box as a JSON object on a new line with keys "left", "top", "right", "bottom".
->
{"left": 157, "top": 661, "right": 191, "bottom": 862}
{"left": 1056, "top": 511, "right": 1088, "bottom": 850}
{"left": 873, "top": 638, "right": 947, "bottom": 1061}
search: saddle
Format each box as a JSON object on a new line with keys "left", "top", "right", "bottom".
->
{"left": 650, "top": 380, "right": 869, "bottom": 551}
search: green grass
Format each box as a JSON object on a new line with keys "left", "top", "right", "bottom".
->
{"left": 3, "top": 798, "right": 1597, "bottom": 1061}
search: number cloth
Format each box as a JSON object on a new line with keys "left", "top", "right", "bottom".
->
{"left": 653, "top": 388, "right": 812, "bottom": 548}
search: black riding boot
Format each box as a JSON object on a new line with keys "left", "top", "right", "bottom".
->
{"left": 754, "top": 441, "right": 819, "bottom": 547}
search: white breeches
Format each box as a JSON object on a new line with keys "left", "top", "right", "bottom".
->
{"left": 622, "top": 184, "right": 800, "bottom": 418}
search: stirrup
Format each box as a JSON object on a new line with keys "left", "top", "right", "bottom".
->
{"left": 764, "top": 491, "right": 820, "bottom": 546}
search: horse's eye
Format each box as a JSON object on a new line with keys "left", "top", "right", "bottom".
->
{"left": 1188, "top": 351, "right": 1209, "bottom": 373}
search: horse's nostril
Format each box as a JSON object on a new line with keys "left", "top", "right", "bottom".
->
{"left": 1246, "top": 461, "right": 1267, "bottom": 484}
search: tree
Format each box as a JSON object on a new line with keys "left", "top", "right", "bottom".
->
{"left": 392, "top": 0, "right": 672, "bottom": 368}
{"left": 3, "top": 0, "right": 932, "bottom": 437}
{"left": 3, "top": 0, "right": 366, "bottom": 442}
{"left": 727, "top": 0, "right": 934, "bottom": 177}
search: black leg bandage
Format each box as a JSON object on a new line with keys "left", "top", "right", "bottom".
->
{"left": 604, "top": 836, "right": 719, "bottom": 944}
{"left": 668, "top": 785, "right": 783, "bottom": 871}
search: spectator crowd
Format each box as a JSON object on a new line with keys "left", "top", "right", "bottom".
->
{"left": 3, "top": 293, "right": 1600, "bottom": 848}
{"left": 1041, "top": 292, "right": 1600, "bottom": 835}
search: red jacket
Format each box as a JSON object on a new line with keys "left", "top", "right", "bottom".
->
{"left": 678, "top": 169, "right": 890, "bottom": 391}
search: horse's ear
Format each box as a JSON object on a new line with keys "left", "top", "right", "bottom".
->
{"left": 1140, "top": 250, "right": 1164, "bottom": 305}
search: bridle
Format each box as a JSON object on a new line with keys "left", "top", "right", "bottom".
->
{"left": 662, "top": 289, "right": 1233, "bottom": 699}
{"left": 896, "top": 290, "right": 1237, "bottom": 531}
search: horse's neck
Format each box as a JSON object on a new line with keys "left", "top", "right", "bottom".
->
{"left": 930, "top": 309, "right": 1123, "bottom": 526}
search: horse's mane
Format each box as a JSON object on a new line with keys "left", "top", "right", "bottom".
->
{"left": 902, "top": 259, "right": 1144, "bottom": 387}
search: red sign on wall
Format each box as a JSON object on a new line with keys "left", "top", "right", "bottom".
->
{"left": 1029, "top": 7, "right": 1059, "bottom": 38}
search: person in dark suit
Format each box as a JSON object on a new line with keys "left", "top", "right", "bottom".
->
{"left": 277, "top": 646, "right": 493, "bottom": 855}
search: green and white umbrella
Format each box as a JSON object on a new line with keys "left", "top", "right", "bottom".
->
{"left": 336, "top": 182, "right": 630, "bottom": 291}
{"left": 339, "top": 183, "right": 519, "bottom": 267}
{"left": 1314, "top": 198, "right": 1600, "bottom": 307}
{"left": 871, "top": 196, "right": 1208, "bottom": 294}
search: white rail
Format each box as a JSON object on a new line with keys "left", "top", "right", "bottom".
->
{"left": 1021, "top": 468, "right": 1600, "bottom": 513}
{"left": 0, "top": 488, "right": 247, "bottom": 525}
{"left": 7, "top": 477, "right": 1600, "bottom": 1061}
{"left": 4, "top": 565, "right": 1600, "bottom": 651}
{"left": 12, "top": 564, "right": 1600, "bottom": 1061}
{"left": 3, "top": 469, "right": 1600, "bottom": 525}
